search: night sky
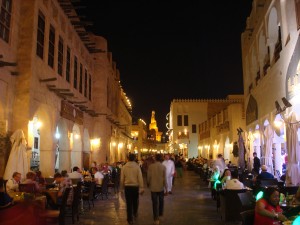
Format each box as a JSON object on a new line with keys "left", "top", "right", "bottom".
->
{"left": 76, "top": 0, "right": 253, "bottom": 134}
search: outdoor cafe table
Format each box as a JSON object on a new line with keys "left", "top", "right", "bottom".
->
{"left": 42, "top": 187, "right": 59, "bottom": 204}
{"left": 10, "top": 192, "right": 47, "bottom": 209}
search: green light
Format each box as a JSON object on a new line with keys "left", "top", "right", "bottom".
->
{"left": 293, "top": 216, "right": 300, "bottom": 225}
{"left": 214, "top": 180, "right": 221, "bottom": 189}
{"left": 256, "top": 191, "right": 263, "bottom": 201}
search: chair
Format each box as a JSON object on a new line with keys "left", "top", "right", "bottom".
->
{"left": 279, "top": 185, "right": 299, "bottom": 195}
{"left": 71, "top": 182, "right": 81, "bottom": 223}
{"left": 82, "top": 181, "right": 95, "bottom": 210}
{"left": 39, "top": 187, "right": 71, "bottom": 225}
{"left": 258, "top": 178, "right": 278, "bottom": 187}
{"left": 240, "top": 209, "right": 255, "bottom": 225}
{"left": 238, "top": 191, "right": 255, "bottom": 211}
{"left": 70, "top": 178, "right": 81, "bottom": 186}
{"left": 65, "top": 182, "right": 81, "bottom": 224}
{"left": 220, "top": 189, "right": 247, "bottom": 222}
{"left": 19, "top": 183, "right": 36, "bottom": 193}
{"left": 99, "top": 175, "right": 109, "bottom": 200}
{"left": 109, "top": 169, "right": 120, "bottom": 194}
{"left": 45, "top": 178, "right": 55, "bottom": 184}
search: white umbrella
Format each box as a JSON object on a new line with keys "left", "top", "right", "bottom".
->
{"left": 3, "top": 129, "right": 29, "bottom": 180}
{"left": 247, "top": 131, "right": 254, "bottom": 170}
{"left": 263, "top": 124, "right": 274, "bottom": 174}
{"left": 285, "top": 112, "right": 300, "bottom": 185}
{"left": 238, "top": 130, "right": 245, "bottom": 170}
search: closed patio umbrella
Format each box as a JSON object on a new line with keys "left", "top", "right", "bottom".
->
{"left": 238, "top": 129, "right": 245, "bottom": 170}
{"left": 285, "top": 112, "right": 300, "bottom": 185}
{"left": 263, "top": 124, "right": 274, "bottom": 174}
{"left": 3, "top": 129, "right": 29, "bottom": 180}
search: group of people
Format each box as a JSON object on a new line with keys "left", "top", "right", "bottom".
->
{"left": 121, "top": 153, "right": 181, "bottom": 225}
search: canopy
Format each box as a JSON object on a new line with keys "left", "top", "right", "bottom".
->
{"left": 238, "top": 132, "right": 245, "bottom": 170}
{"left": 3, "top": 129, "right": 29, "bottom": 180}
{"left": 263, "top": 124, "right": 274, "bottom": 174}
{"left": 285, "top": 112, "right": 300, "bottom": 185}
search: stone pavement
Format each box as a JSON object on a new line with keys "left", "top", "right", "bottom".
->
{"left": 66, "top": 170, "right": 241, "bottom": 225}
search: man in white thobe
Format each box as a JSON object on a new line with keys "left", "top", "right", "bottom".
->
{"left": 162, "top": 154, "right": 175, "bottom": 194}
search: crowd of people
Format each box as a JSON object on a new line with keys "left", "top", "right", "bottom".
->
{"left": 2, "top": 151, "right": 299, "bottom": 225}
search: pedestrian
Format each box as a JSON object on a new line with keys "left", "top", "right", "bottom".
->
{"left": 120, "top": 153, "right": 144, "bottom": 225}
{"left": 253, "top": 152, "right": 261, "bottom": 175}
{"left": 147, "top": 154, "right": 167, "bottom": 225}
{"left": 162, "top": 154, "right": 175, "bottom": 194}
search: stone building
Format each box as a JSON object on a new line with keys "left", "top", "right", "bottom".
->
{"left": 167, "top": 96, "right": 245, "bottom": 160}
{"left": 198, "top": 95, "right": 245, "bottom": 165}
{"left": 0, "top": 0, "right": 132, "bottom": 177}
{"left": 241, "top": 0, "right": 300, "bottom": 179}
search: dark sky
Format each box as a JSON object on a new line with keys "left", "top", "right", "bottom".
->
{"left": 76, "top": 1, "right": 253, "bottom": 134}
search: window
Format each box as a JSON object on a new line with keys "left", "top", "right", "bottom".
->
{"left": 66, "top": 47, "right": 70, "bottom": 82}
{"left": 184, "top": 115, "right": 188, "bottom": 126}
{"left": 36, "top": 12, "right": 45, "bottom": 59}
{"left": 84, "top": 69, "right": 87, "bottom": 97}
{"left": 79, "top": 63, "right": 83, "bottom": 93}
{"left": 192, "top": 124, "right": 196, "bottom": 133}
{"left": 58, "top": 36, "right": 64, "bottom": 76}
{"left": 177, "top": 115, "right": 182, "bottom": 126}
{"left": 73, "top": 56, "right": 78, "bottom": 89}
{"left": 88, "top": 74, "right": 91, "bottom": 101}
{"left": 0, "top": 0, "right": 12, "bottom": 43}
{"left": 48, "top": 25, "right": 55, "bottom": 68}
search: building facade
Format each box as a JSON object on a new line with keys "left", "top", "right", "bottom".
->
{"left": 242, "top": 0, "right": 300, "bottom": 181}
{"left": 0, "top": 0, "right": 132, "bottom": 177}
{"left": 198, "top": 96, "right": 245, "bottom": 165}
{"left": 167, "top": 96, "right": 245, "bottom": 160}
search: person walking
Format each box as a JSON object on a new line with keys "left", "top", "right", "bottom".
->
{"left": 147, "top": 154, "right": 167, "bottom": 225}
{"left": 162, "top": 154, "right": 175, "bottom": 194}
{"left": 120, "top": 153, "right": 144, "bottom": 225}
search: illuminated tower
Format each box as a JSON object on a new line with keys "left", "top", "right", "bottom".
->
{"left": 149, "top": 111, "right": 162, "bottom": 142}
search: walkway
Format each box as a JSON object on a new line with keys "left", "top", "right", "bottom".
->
{"left": 67, "top": 171, "right": 230, "bottom": 225}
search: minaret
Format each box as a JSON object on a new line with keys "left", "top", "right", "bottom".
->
{"left": 149, "top": 111, "right": 158, "bottom": 132}
{"left": 149, "top": 110, "right": 162, "bottom": 142}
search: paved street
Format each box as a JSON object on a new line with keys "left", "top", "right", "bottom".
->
{"left": 68, "top": 170, "right": 233, "bottom": 225}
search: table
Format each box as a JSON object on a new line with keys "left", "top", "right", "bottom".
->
{"left": 43, "top": 188, "right": 59, "bottom": 204}
{"left": 10, "top": 192, "right": 47, "bottom": 209}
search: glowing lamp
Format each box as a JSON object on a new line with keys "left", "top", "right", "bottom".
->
{"left": 256, "top": 191, "right": 263, "bottom": 201}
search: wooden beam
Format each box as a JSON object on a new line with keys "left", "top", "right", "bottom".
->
{"left": 49, "top": 88, "right": 70, "bottom": 92}
{"left": 40, "top": 77, "right": 57, "bottom": 82}
{"left": 68, "top": 100, "right": 87, "bottom": 104}
{"left": 11, "top": 71, "right": 19, "bottom": 76}
{"left": 60, "top": 93, "right": 74, "bottom": 96}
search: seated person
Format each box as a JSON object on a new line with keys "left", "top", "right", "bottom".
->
{"left": 92, "top": 167, "right": 104, "bottom": 185}
{"left": 210, "top": 165, "right": 220, "bottom": 182}
{"left": 220, "top": 169, "right": 231, "bottom": 186}
{"left": 34, "top": 170, "right": 46, "bottom": 186}
{"left": 0, "top": 178, "right": 14, "bottom": 209}
{"left": 51, "top": 172, "right": 73, "bottom": 208}
{"left": 256, "top": 165, "right": 274, "bottom": 180}
{"left": 6, "top": 172, "right": 21, "bottom": 196}
{"left": 61, "top": 170, "right": 72, "bottom": 186}
{"left": 254, "top": 187, "right": 287, "bottom": 225}
{"left": 225, "top": 170, "right": 244, "bottom": 190}
{"left": 68, "top": 166, "right": 83, "bottom": 181}
{"left": 22, "top": 171, "right": 40, "bottom": 192}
